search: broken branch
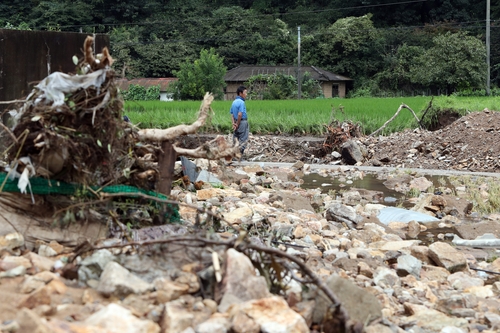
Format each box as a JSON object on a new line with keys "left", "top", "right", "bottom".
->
{"left": 138, "top": 93, "right": 214, "bottom": 141}
{"left": 369, "top": 103, "right": 423, "bottom": 137}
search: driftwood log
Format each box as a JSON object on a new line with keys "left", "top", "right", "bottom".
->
{"left": 138, "top": 92, "right": 239, "bottom": 195}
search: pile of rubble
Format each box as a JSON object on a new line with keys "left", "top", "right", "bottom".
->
{"left": 1, "top": 161, "right": 500, "bottom": 333}
{"left": 361, "top": 109, "right": 500, "bottom": 172}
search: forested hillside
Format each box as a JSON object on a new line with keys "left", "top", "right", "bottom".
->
{"left": 1, "top": 0, "right": 498, "bottom": 96}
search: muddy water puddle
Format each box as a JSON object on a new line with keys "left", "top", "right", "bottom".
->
{"left": 415, "top": 226, "right": 457, "bottom": 246}
{"left": 301, "top": 172, "right": 466, "bottom": 244}
{"left": 301, "top": 173, "right": 406, "bottom": 206}
{"left": 301, "top": 173, "right": 455, "bottom": 208}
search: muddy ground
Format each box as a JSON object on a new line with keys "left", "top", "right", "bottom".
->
{"left": 180, "top": 109, "right": 500, "bottom": 172}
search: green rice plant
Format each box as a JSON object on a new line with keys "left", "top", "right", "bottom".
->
{"left": 124, "top": 97, "right": 431, "bottom": 135}
{"left": 468, "top": 188, "right": 489, "bottom": 213}
{"left": 437, "top": 177, "right": 447, "bottom": 187}
{"left": 123, "top": 96, "right": 500, "bottom": 136}
{"left": 427, "top": 185, "right": 435, "bottom": 194}
{"left": 406, "top": 187, "right": 421, "bottom": 198}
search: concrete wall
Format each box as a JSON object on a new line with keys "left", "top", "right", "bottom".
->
{"left": 225, "top": 82, "right": 240, "bottom": 100}
{"left": 321, "top": 81, "right": 347, "bottom": 98}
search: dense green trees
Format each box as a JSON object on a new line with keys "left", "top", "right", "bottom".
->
{"left": 170, "top": 48, "right": 227, "bottom": 100}
{"left": 0, "top": 0, "right": 495, "bottom": 98}
{"left": 412, "top": 31, "right": 487, "bottom": 93}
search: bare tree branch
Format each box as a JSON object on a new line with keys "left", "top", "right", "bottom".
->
{"left": 0, "top": 100, "right": 26, "bottom": 105}
{"left": 137, "top": 93, "right": 214, "bottom": 141}
{"left": 173, "top": 135, "right": 239, "bottom": 159}
{"left": 369, "top": 103, "right": 423, "bottom": 137}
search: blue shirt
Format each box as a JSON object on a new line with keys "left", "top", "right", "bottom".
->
{"left": 229, "top": 96, "right": 247, "bottom": 120}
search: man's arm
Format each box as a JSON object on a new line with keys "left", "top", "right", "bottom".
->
{"left": 234, "top": 111, "right": 242, "bottom": 130}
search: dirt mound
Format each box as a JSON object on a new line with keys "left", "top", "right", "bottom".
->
{"left": 363, "top": 109, "right": 500, "bottom": 172}
{"left": 221, "top": 109, "right": 500, "bottom": 172}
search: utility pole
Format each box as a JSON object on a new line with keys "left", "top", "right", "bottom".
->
{"left": 487, "top": 0, "right": 491, "bottom": 96}
{"left": 297, "top": 26, "right": 301, "bottom": 100}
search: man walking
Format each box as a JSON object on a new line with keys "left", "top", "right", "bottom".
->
{"left": 230, "top": 86, "right": 249, "bottom": 159}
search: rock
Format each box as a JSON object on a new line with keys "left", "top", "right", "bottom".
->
{"left": 401, "top": 303, "right": 468, "bottom": 331}
{"left": 0, "top": 320, "right": 20, "bottom": 332}
{"left": 420, "top": 265, "right": 450, "bottom": 282}
{"left": 281, "top": 192, "right": 315, "bottom": 212}
{"left": 243, "top": 165, "right": 265, "bottom": 175}
{"left": 78, "top": 249, "right": 115, "bottom": 283}
{"left": 23, "top": 252, "right": 56, "bottom": 272}
{"left": 20, "top": 271, "right": 58, "bottom": 294}
{"left": 292, "top": 300, "right": 315, "bottom": 326}
{"left": 218, "top": 249, "right": 270, "bottom": 312}
{"left": 464, "top": 285, "right": 494, "bottom": 298}
{"left": 407, "top": 220, "right": 421, "bottom": 238}
{"left": 16, "top": 308, "right": 51, "bottom": 333}
{"left": 37, "top": 244, "right": 58, "bottom": 257}
{"left": 440, "top": 327, "right": 467, "bottom": 333}
{"left": 223, "top": 206, "right": 253, "bottom": 225}
{"left": 485, "top": 312, "right": 500, "bottom": 327}
{"left": 428, "top": 242, "right": 468, "bottom": 272}
{"left": 97, "top": 261, "right": 154, "bottom": 297}
{"left": 410, "top": 245, "right": 432, "bottom": 264}
{"left": 357, "top": 261, "right": 374, "bottom": 278}
{"left": 161, "top": 296, "right": 212, "bottom": 333}
{"left": 195, "top": 314, "right": 231, "bottom": 333}
{"left": 0, "top": 232, "right": 24, "bottom": 252}
{"left": 341, "top": 139, "right": 364, "bottom": 164}
{"left": 0, "top": 265, "right": 26, "bottom": 278}
{"left": 373, "top": 267, "right": 401, "bottom": 288}
{"left": 363, "top": 324, "right": 394, "bottom": 333}
{"left": 154, "top": 278, "right": 189, "bottom": 303}
{"left": 313, "top": 274, "right": 382, "bottom": 326}
{"left": 370, "top": 240, "right": 420, "bottom": 252}
{"left": 197, "top": 189, "right": 222, "bottom": 201}
{"left": 325, "top": 202, "right": 360, "bottom": 225}
{"left": 229, "top": 296, "right": 309, "bottom": 333}
{"left": 84, "top": 303, "right": 160, "bottom": 333}
{"left": 230, "top": 312, "right": 260, "bottom": 333}
{"left": 48, "top": 240, "right": 65, "bottom": 254}
{"left": 409, "top": 177, "right": 433, "bottom": 192}
{"left": 383, "top": 174, "right": 411, "bottom": 191}
{"left": 447, "top": 272, "right": 484, "bottom": 290}
{"left": 17, "top": 286, "right": 51, "bottom": 309}
{"left": 0, "top": 255, "right": 32, "bottom": 271}
{"left": 396, "top": 254, "right": 422, "bottom": 278}
{"left": 175, "top": 272, "right": 200, "bottom": 293}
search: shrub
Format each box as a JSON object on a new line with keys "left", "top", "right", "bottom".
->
{"left": 122, "top": 84, "right": 160, "bottom": 101}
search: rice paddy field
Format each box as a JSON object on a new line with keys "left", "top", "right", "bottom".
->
{"left": 124, "top": 96, "right": 500, "bottom": 136}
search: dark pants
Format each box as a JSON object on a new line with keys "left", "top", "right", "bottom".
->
{"left": 233, "top": 119, "right": 249, "bottom": 154}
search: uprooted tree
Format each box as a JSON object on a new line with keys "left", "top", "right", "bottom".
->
{"left": 2, "top": 36, "right": 239, "bottom": 194}
{"left": 0, "top": 36, "right": 240, "bottom": 233}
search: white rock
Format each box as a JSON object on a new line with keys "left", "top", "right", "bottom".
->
{"left": 84, "top": 303, "right": 160, "bottom": 333}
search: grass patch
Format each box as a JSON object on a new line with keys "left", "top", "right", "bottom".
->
{"left": 448, "top": 175, "right": 500, "bottom": 214}
{"left": 124, "top": 96, "right": 500, "bottom": 136}
{"left": 124, "top": 97, "right": 431, "bottom": 135}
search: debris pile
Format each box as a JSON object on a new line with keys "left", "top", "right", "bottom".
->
{"left": 4, "top": 37, "right": 143, "bottom": 187}
{"left": 321, "top": 120, "right": 362, "bottom": 156}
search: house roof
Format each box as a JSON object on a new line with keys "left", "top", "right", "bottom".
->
{"left": 224, "top": 65, "right": 352, "bottom": 82}
{"left": 115, "top": 78, "right": 177, "bottom": 91}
